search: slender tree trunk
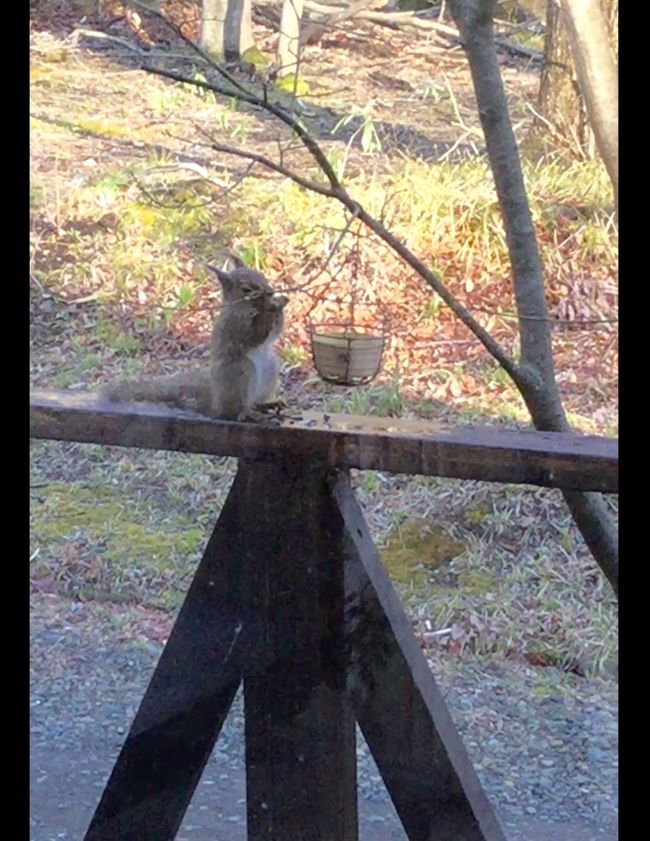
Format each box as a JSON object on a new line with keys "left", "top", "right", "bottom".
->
{"left": 536, "top": 0, "right": 593, "bottom": 156}
{"left": 604, "top": 0, "right": 617, "bottom": 58}
{"left": 449, "top": 0, "right": 618, "bottom": 594}
{"left": 558, "top": 0, "right": 618, "bottom": 207}
{"left": 200, "top": 0, "right": 228, "bottom": 58}
{"left": 277, "top": 0, "right": 305, "bottom": 77}
{"left": 224, "top": 0, "right": 255, "bottom": 60}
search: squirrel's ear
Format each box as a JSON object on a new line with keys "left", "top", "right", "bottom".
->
{"left": 207, "top": 264, "right": 234, "bottom": 289}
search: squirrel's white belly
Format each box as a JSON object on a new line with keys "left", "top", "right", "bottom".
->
{"left": 247, "top": 339, "right": 279, "bottom": 404}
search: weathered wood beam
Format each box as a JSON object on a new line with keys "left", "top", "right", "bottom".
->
{"left": 84, "top": 476, "right": 249, "bottom": 840}
{"left": 334, "top": 473, "right": 506, "bottom": 841}
{"left": 30, "top": 389, "right": 618, "bottom": 492}
{"left": 239, "top": 459, "right": 358, "bottom": 840}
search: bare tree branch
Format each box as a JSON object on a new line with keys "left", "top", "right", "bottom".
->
{"left": 199, "top": 133, "right": 339, "bottom": 198}
{"left": 126, "top": 0, "right": 616, "bottom": 593}
{"left": 139, "top": 64, "right": 522, "bottom": 383}
{"left": 140, "top": 62, "right": 344, "bottom": 190}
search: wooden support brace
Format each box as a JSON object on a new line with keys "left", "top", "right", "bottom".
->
{"left": 334, "top": 474, "right": 506, "bottom": 841}
{"left": 82, "top": 457, "right": 506, "bottom": 841}
{"left": 83, "top": 473, "right": 249, "bottom": 840}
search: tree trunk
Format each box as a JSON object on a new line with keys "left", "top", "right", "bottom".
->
{"left": 558, "top": 0, "right": 618, "bottom": 207}
{"left": 536, "top": 0, "right": 593, "bottom": 156}
{"left": 224, "top": 0, "right": 255, "bottom": 60}
{"left": 277, "top": 0, "right": 305, "bottom": 77}
{"left": 200, "top": 0, "right": 228, "bottom": 58}
{"left": 449, "top": 0, "right": 618, "bottom": 595}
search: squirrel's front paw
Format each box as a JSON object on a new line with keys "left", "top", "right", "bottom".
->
{"left": 255, "top": 399, "right": 287, "bottom": 416}
{"left": 238, "top": 409, "right": 282, "bottom": 427}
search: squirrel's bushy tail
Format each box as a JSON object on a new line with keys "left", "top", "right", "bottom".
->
{"left": 101, "top": 369, "right": 213, "bottom": 415}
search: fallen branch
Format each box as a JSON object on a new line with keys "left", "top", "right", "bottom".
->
{"left": 299, "top": 2, "right": 542, "bottom": 59}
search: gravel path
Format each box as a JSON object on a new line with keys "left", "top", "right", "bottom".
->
{"left": 30, "top": 593, "right": 617, "bottom": 841}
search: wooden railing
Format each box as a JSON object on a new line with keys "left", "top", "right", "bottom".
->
{"left": 30, "top": 390, "right": 618, "bottom": 841}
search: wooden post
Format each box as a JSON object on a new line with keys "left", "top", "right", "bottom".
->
{"left": 237, "top": 459, "right": 358, "bottom": 840}
{"left": 84, "top": 458, "right": 360, "bottom": 841}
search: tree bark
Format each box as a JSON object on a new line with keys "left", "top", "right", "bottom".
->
{"left": 277, "top": 0, "right": 305, "bottom": 76}
{"left": 301, "top": 0, "right": 380, "bottom": 45}
{"left": 535, "top": 0, "right": 592, "bottom": 155}
{"left": 449, "top": 0, "right": 618, "bottom": 595}
{"left": 200, "top": 0, "right": 228, "bottom": 58}
{"left": 558, "top": 0, "right": 618, "bottom": 207}
{"left": 224, "top": 0, "right": 255, "bottom": 60}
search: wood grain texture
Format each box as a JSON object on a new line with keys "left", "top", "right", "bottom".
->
{"left": 238, "top": 459, "right": 358, "bottom": 841}
{"left": 84, "top": 471, "right": 249, "bottom": 840}
{"left": 334, "top": 473, "right": 507, "bottom": 841}
{"left": 30, "top": 389, "right": 618, "bottom": 492}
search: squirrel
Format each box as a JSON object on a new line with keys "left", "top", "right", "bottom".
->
{"left": 101, "top": 259, "right": 288, "bottom": 421}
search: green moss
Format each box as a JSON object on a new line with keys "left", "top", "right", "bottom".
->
{"left": 74, "top": 118, "right": 129, "bottom": 138}
{"left": 463, "top": 504, "right": 491, "bottom": 527}
{"left": 530, "top": 682, "right": 562, "bottom": 699}
{"left": 121, "top": 200, "right": 212, "bottom": 243}
{"left": 381, "top": 520, "right": 465, "bottom": 586}
{"left": 30, "top": 484, "right": 205, "bottom": 606}
{"left": 241, "top": 46, "right": 270, "bottom": 68}
{"left": 275, "top": 74, "right": 310, "bottom": 96}
{"left": 457, "top": 569, "right": 498, "bottom": 595}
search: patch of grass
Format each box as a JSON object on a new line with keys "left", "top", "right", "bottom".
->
{"left": 481, "top": 363, "right": 511, "bottom": 388}
{"left": 324, "top": 380, "right": 406, "bottom": 417}
{"left": 462, "top": 504, "right": 491, "bottom": 528}
{"left": 280, "top": 344, "right": 310, "bottom": 368}
{"left": 457, "top": 568, "right": 499, "bottom": 595}
{"left": 121, "top": 200, "right": 212, "bottom": 242}
{"left": 30, "top": 184, "right": 45, "bottom": 207}
{"left": 30, "top": 22, "right": 616, "bottom": 681}
{"left": 94, "top": 320, "right": 141, "bottom": 356}
{"left": 80, "top": 352, "right": 101, "bottom": 372}
{"left": 419, "top": 295, "right": 442, "bottom": 321}
{"left": 30, "top": 482, "right": 206, "bottom": 608}
{"left": 146, "top": 85, "right": 186, "bottom": 116}
{"left": 53, "top": 370, "right": 81, "bottom": 388}
{"left": 359, "top": 470, "right": 381, "bottom": 495}
{"left": 75, "top": 117, "right": 130, "bottom": 138}
{"left": 275, "top": 74, "right": 310, "bottom": 97}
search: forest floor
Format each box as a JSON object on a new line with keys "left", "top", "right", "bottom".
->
{"left": 30, "top": 2, "right": 618, "bottom": 839}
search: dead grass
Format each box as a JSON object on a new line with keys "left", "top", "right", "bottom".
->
{"left": 30, "top": 2, "right": 618, "bottom": 678}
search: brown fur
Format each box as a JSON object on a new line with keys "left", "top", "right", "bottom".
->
{"left": 102, "top": 263, "right": 287, "bottom": 420}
